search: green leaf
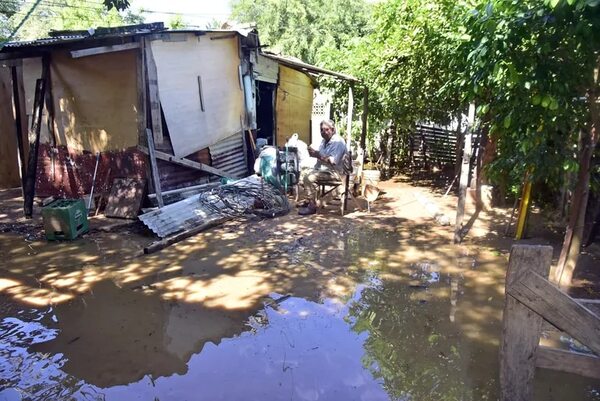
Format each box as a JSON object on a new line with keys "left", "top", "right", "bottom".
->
{"left": 532, "top": 94, "right": 542, "bottom": 105}
{"left": 541, "top": 95, "right": 552, "bottom": 108}
{"left": 549, "top": 98, "right": 559, "bottom": 110}
{"left": 503, "top": 115, "right": 512, "bottom": 128}
{"left": 550, "top": 0, "right": 561, "bottom": 7}
{"left": 567, "top": 0, "right": 576, "bottom": 5}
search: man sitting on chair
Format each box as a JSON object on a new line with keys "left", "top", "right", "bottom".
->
{"left": 298, "top": 119, "right": 347, "bottom": 215}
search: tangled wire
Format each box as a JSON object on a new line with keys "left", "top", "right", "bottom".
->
{"left": 197, "top": 179, "right": 290, "bottom": 219}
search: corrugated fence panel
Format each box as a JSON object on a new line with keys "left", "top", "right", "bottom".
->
{"left": 410, "top": 124, "right": 458, "bottom": 167}
{"left": 209, "top": 132, "right": 248, "bottom": 178}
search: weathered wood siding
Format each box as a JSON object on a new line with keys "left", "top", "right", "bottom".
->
{"left": 0, "top": 67, "right": 21, "bottom": 188}
{"left": 275, "top": 65, "right": 313, "bottom": 146}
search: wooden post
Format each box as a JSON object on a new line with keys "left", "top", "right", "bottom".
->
{"left": 10, "top": 66, "right": 27, "bottom": 192}
{"left": 360, "top": 87, "right": 368, "bottom": 151}
{"left": 144, "top": 39, "right": 163, "bottom": 146}
{"left": 515, "top": 177, "right": 532, "bottom": 240}
{"left": 23, "top": 59, "right": 48, "bottom": 218}
{"left": 454, "top": 104, "right": 475, "bottom": 243}
{"left": 146, "top": 128, "right": 164, "bottom": 208}
{"left": 346, "top": 84, "right": 354, "bottom": 149}
{"left": 500, "top": 245, "right": 553, "bottom": 401}
{"left": 137, "top": 37, "right": 147, "bottom": 145}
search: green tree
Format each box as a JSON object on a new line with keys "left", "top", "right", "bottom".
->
{"left": 168, "top": 14, "right": 186, "bottom": 29}
{"left": 231, "top": 0, "right": 371, "bottom": 66}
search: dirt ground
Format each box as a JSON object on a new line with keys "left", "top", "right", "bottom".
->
{"left": 0, "top": 176, "right": 599, "bottom": 401}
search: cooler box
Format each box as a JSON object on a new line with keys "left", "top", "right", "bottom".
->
{"left": 41, "top": 199, "right": 89, "bottom": 240}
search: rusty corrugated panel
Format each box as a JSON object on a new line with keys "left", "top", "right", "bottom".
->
{"left": 209, "top": 133, "right": 248, "bottom": 178}
{"left": 158, "top": 148, "right": 213, "bottom": 191}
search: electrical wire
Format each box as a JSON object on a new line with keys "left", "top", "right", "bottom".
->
{"left": 1, "top": 0, "right": 231, "bottom": 18}
{"left": 197, "top": 180, "right": 290, "bottom": 219}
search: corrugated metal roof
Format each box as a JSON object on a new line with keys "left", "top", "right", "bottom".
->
{"left": 139, "top": 191, "right": 222, "bottom": 238}
{"left": 209, "top": 133, "right": 248, "bottom": 178}
{"left": 2, "top": 24, "right": 255, "bottom": 51}
{"left": 2, "top": 23, "right": 165, "bottom": 49}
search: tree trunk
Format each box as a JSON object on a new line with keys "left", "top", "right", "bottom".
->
{"left": 552, "top": 83, "right": 600, "bottom": 287}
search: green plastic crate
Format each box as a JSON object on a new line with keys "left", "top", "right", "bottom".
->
{"left": 41, "top": 199, "right": 89, "bottom": 240}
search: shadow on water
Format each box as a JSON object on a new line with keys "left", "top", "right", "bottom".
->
{"left": 0, "top": 216, "right": 599, "bottom": 401}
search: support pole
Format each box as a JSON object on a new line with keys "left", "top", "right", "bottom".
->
{"left": 23, "top": 58, "right": 48, "bottom": 218}
{"left": 360, "top": 87, "right": 368, "bottom": 151}
{"left": 454, "top": 104, "right": 475, "bottom": 243}
{"left": 346, "top": 84, "right": 354, "bottom": 149}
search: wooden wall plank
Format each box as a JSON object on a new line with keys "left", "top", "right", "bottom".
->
{"left": 144, "top": 40, "right": 163, "bottom": 146}
{"left": 70, "top": 42, "right": 140, "bottom": 59}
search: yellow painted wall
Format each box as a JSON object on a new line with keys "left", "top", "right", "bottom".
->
{"left": 275, "top": 65, "right": 313, "bottom": 146}
{"left": 50, "top": 50, "right": 140, "bottom": 152}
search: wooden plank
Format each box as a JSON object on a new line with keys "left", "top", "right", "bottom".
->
{"left": 104, "top": 178, "right": 146, "bottom": 219}
{"left": 138, "top": 145, "right": 231, "bottom": 178}
{"left": 145, "top": 129, "right": 164, "bottom": 208}
{"left": 137, "top": 38, "right": 147, "bottom": 145}
{"left": 23, "top": 60, "right": 48, "bottom": 218}
{"left": 509, "top": 269, "right": 600, "bottom": 355}
{"left": 10, "top": 66, "right": 27, "bottom": 190}
{"left": 70, "top": 42, "right": 140, "bottom": 59}
{"left": 454, "top": 104, "right": 475, "bottom": 243}
{"left": 500, "top": 245, "right": 553, "bottom": 401}
{"left": 144, "top": 40, "right": 163, "bottom": 146}
{"left": 536, "top": 346, "right": 600, "bottom": 380}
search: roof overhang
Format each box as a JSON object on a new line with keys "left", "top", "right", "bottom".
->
{"left": 261, "top": 52, "right": 358, "bottom": 83}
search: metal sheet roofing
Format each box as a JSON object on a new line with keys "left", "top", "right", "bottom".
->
{"left": 209, "top": 132, "right": 248, "bottom": 179}
{"left": 138, "top": 177, "right": 261, "bottom": 238}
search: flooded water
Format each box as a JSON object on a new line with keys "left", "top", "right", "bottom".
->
{"left": 1, "top": 222, "right": 599, "bottom": 401}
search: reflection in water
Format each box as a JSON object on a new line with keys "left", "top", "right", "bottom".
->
{"left": 1, "top": 225, "right": 600, "bottom": 401}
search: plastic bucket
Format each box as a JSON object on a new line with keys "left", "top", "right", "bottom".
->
{"left": 362, "top": 169, "right": 381, "bottom": 187}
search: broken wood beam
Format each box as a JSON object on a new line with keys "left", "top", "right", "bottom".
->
{"left": 70, "top": 42, "right": 140, "bottom": 58}
{"left": 143, "top": 216, "right": 230, "bottom": 254}
{"left": 138, "top": 146, "right": 231, "bottom": 178}
{"left": 147, "top": 182, "right": 219, "bottom": 198}
{"left": 507, "top": 269, "right": 600, "bottom": 356}
{"left": 536, "top": 346, "right": 600, "bottom": 380}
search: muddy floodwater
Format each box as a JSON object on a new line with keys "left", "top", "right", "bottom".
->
{"left": 1, "top": 184, "right": 600, "bottom": 400}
